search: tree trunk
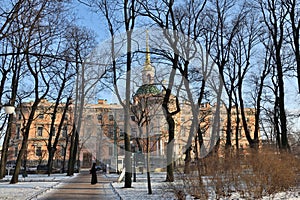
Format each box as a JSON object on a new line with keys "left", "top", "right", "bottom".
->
{"left": 146, "top": 124, "right": 152, "bottom": 194}
{"left": 0, "top": 115, "right": 13, "bottom": 179}
{"left": 124, "top": 32, "right": 132, "bottom": 188}
{"left": 183, "top": 117, "right": 197, "bottom": 174}
{"left": 234, "top": 104, "right": 240, "bottom": 149}
{"left": 225, "top": 105, "right": 232, "bottom": 148}
{"left": 277, "top": 61, "right": 289, "bottom": 149}
{"left": 166, "top": 115, "right": 175, "bottom": 182}
{"left": 10, "top": 98, "right": 40, "bottom": 184}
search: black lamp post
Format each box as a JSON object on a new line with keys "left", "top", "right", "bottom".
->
{"left": 131, "top": 141, "right": 136, "bottom": 182}
{"left": 0, "top": 103, "right": 15, "bottom": 178}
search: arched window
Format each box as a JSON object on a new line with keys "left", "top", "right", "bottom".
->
{"left": 147, "top": 74, "right": 151, "bottom": 83}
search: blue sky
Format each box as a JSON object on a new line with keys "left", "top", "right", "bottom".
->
{"left": 74, "top": 2, "right": 107, "bottom": 43}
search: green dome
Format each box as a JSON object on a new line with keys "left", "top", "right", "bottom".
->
{"left": 135, "top": 84, "right": 160, "bottom": 96}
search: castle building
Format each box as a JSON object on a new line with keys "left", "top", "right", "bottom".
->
{"left": 7, "top": 97, "right": 258, "bottom": 171}
{"left": 6, "top": 33, "right": 259, "bottom": 171}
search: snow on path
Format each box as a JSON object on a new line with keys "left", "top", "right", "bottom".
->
{"left": 0, "top": 173, "right": 76, "bottom": 200}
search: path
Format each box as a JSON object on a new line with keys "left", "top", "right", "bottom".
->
{"left": 36, "top": 170, "right": 119, "bottom": 200}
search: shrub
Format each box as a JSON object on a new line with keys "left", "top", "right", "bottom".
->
{"left": 170, "top": 147, "right": 300, "bottom": 199}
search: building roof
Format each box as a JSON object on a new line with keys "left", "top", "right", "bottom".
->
{"left": 135, "top": 84, "right": 161, "bottom": 96}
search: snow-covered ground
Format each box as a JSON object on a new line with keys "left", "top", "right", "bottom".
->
{"left": 109, "top": 172, "right": 300, "bottom": 200}
{"left": 0, "top": 173, "right": 76, "bottom": 200}
{"left": 109, "top": 172, "right": 177, "bottom": 200}
{"left": 0, "top": 172, "right": 299, "bottom": 200}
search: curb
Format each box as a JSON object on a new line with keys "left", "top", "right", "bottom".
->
{"left": 26, "top": 173, "right": 79, "bottom": 200}
{"left": 104, "top": 173, "right": 123, "bottom": 200}
{"left": 26, "top": 181, "right": 61, "bottom": 200}
{"left": 110, "top": 182, "right": 123, "bottom": 200}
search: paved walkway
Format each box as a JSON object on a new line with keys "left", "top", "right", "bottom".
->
{"left": 37, "top": 170, "right": 120, "bottom": 200}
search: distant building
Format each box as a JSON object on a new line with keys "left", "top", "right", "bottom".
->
{"left": 7, "top": 99, "right": 258, "bottom": 171}
{"left": 8, "top": 98, "right": 73, "bottom": 168}
{"left": 6, "top": 35, "right": 259, "bottom": 171}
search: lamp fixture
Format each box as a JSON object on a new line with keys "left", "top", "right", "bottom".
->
{"left": 3, "top": 104, "right": 15, "bottom": 114}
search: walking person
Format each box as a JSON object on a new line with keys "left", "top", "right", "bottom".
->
{"left": 90, "top": 163, "right": 97, "bottom": 185}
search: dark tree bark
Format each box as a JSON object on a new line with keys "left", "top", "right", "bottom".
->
{"left": 93, "top": 0, "right": 137, "bottom": 187}
{"left": 67, "top": 60, "right": 83, "bottom": 176}
{"left": 0, "top": 0, "right": 25, "bottom": 180}
{"left": 162, "top": 93, "right": 180, "bottom": 182}
{"left": 253, "top": 47, "right": 272, "bottom": 145}
{"left": 47, "top": 96, "right": 72, "bottom": 176}
{"left": 10, "top": 0, "right": 55, "bottom": 183}
{"left": 260, "top": 0, "right": 290, "bottom": 150}
{"left": 10, "top": 62, "right": 50, "bottom": 183}
{"left": 139, "top": 0, "right": 182, "bottom": 182}
{"left": 285, "top": 0, "right": 300, "bottom": 93}
{"left": 207, "top": 0, "right": 246, "bottom": 150}
{"left": 0, "top": 53, "right": 21, "bottom": 179}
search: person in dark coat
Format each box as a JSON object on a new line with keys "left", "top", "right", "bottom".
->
{"left": 90, "top": 163, "right": 97, "bottom": 185}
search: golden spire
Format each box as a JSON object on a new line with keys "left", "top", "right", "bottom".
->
{"left": 144, "top": 30, "right": 152, "bottom": 70}
{"left": 142, "top": 30, "right": 155, "bottom": 85}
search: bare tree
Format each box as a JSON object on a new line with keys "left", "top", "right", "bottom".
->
{"left": 131, "top": 93, "right": 163, "bottom": 194}
{"left": 0, "top": 30, "right": 24, "bottom": 180}
{"left": 90, "top": 0, "right": 139, "bottom": 187}
{"left": 259, "top": 0, "right": 290, "bottom": 150}
{"left": 164, "top": 0, "right": 209, "bottom": 175}
{"left": 45, "top": 16, "right": 94, "bottom": 178}
{"left": 231, "top": 8, "right": 261, "bottom": 148}
{"left": 67, "top": 25, "right": 102, "bottom": 176}
{"left": 0, "top": 0, "right": 29, "bottom": 179}
{"left": 204, "top": 0, "right": 247, "bottom": 149}
{"left": 284, "top": 0, "right": 300, "bottom": 93}
{"left": 247, "top": 29, "right": 273, "bottom": 149}
{"left": 46, "top": 87, "right": 73, "bottom": 175}
{"left": 9, "top": 0, "right": 72, "bottom": 184}
{"left": 0, "top": 0, "right": 26, "bottom": 42}
{"left": 138, "top": 0, "right": 183, "bottom": 183}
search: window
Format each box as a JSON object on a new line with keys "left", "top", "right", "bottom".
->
{"left": 86, "top": 115, "right": 92, "bottom": 120}
{"left": 37, "top": 127, "right": 43, "bottom": 137}
{"left": 181, "top": 127, "right": 185, "bottom": 136}
{"left": 131, "top": 115, "right": 135, "bottom": 121}
{"left": 119, "top": 130, "right": 125, "bottom": 138}
{"left": 108, "top": 126, "right": 113, "bottom": 138}
{"left": 18, "top": 113, "right": 22, "bottom": 120}
{"left": 97, "top": 114, "right": 102, "bottom": 121}
{"left": 109, "top": 147, "right": 113, "bottom": 156}
{"left": 61, "top": 147, "right": 65, "bottom": 157}
{"left": 147, "top": 74, "right": 151, "bottom": 83}
{"left": 62, "top": 125, "right": 67, "bottom": 137}
{"left": 14, "top": 147, "right": 18, "bottom": 157}
{"left": 131, "top": 128, "right": 137, "bottom": 137}
{"left": 51, "top": 127, "right": 56, "bottom": 136}
{"left": 38, "top": 114, "right": 44, "bottom": 119}
{"left": 36, "top": 147, "right": 42, "bottom": 157}
{"left": 16, "top": 126, "right": 21, "bottom": 139}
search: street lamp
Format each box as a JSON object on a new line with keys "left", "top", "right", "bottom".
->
{"left": 3, "top": 104, "right": 15, "bottom": 114}
{"left": 112, "top": 111, "right": 119, "bottom": 174}
{"left": 97, "top": 114, "right": 103, "bottom": 166}
{"left": 0, "top": 102, "right": 15, "bottom": 178}
{"left": 130, "top": 140, "right": 136, "bottom": 182}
